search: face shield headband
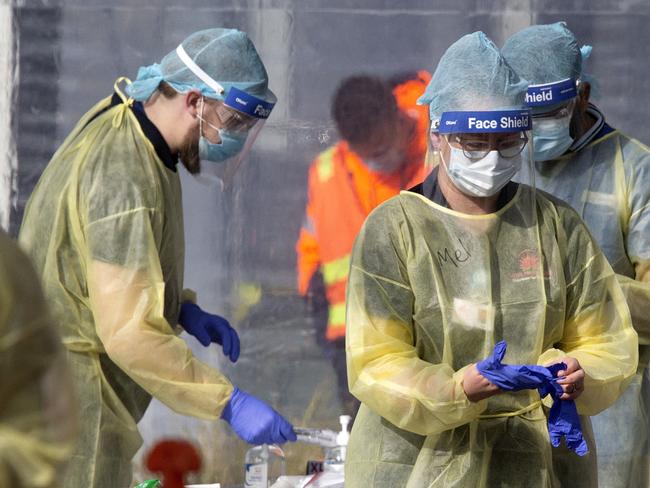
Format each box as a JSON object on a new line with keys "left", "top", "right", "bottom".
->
{"left": 524, "top": 78, "right": 578, "bottom": 108}
{"left": 176, "top": 44, "right": 276, "bottom": 119}
{"left": 437, "top": 109, "right": 532, "bottom": 135}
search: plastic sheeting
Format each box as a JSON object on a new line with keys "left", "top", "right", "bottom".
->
{"left": 4, "top": 1, "right": 650, "bottom": 485}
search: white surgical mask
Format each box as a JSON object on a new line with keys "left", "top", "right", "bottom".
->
{"left": 532, "top": 114, "right": 574, "bottom": 162}
{"left": 445, "top": 147, "right": 522, "bottom": 197}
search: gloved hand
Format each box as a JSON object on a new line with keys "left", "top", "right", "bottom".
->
{"left": 476, "top": 341, "right": 559, "bottom": 391}
{"left": 543, "top": 362, "right": 589, "bottom": 456}
{"left": 221, "top": 387, "right": 297, "bottom": 444}
{"left": 178, "top": 302, "right": 240, "bottom": 362}
{"left": 476, "top": 341, "right": 588, "bottom": 456}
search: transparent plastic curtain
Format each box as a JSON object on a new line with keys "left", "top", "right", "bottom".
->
{"left": 5, "top": 0, "right": 650, "bottom": 485}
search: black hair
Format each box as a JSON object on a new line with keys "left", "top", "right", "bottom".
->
{"left": 331, "top": 75, "right": 397, "bottom": 146}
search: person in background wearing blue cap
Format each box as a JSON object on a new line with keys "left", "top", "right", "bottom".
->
{"left": 343, "top": 31, "right": 637, "bottom": 487}
{"left": 503, "top": 22, "right": 650, "bottom": 487}
{"left": 18, "top": 28, "right": 296, "bottom": 488}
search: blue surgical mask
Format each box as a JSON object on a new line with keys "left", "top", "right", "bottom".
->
{"left": 532, "top": 115, "right": 574, "bottom": 162}
{"left": 365, "top": 157, "right": 402, "bottom": 174}
{"left": 366, "top": 146, "right": 405, "bottom": 173}
{"left": 198, "top": 130, "right": 246, "bottom": 163}
{"left": 445, "top": 147, "right": 521, "bottom": 198}
{"left": 365, "top": 160, "right": 383, "bottom": 172}
{"left": 198, "top": 98, "right": 247, "bottom": 163}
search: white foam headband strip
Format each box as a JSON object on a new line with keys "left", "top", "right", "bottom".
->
{"left": 176, "top": 44, "right": 225, "bottom": 95}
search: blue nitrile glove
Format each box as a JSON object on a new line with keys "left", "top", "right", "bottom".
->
{"left": 221, "top": 387, "right": 297, "bottom": 444}
{"left": 477, "top": 341, "right": 588, "bottom": 456}
{"left": 476, "top": 341, "right": 557, "bottom": 391}
{"left": 178, "top": 302, "right": 240, "bottom": 362}
{"left": 543, "top": 363, "right": 589, "bottom": 456}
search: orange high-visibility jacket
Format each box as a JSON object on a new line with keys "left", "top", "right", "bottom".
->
{"left": 296, "top": 71, "right": 432, "bottom": 341}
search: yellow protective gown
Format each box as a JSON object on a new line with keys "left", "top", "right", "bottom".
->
{"left": 0, "top": 232, "right": 76, "bottom": 487}
{"left": 344, "top": 184, "right": 637, "bottom": 488}
{"left": 19, "top": 84, "right": 234, "bottom": 487}
{"left": 518, "top": 128, "right": 650, "bottom": 487}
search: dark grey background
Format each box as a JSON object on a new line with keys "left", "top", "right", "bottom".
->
{"left": 6, "top": 0, "right": 650, "bottom": 484}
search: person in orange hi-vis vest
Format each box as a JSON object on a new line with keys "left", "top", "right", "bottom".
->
{"left": 295, "top": 72, "right": 431, "bottom": 415}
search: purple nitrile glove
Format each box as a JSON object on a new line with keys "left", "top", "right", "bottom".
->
{"left": 477, "top": 340, "right": 588, "bottom": 456}
{"left": 221, "top": 387, "right": 297, "bottom": 444}
{"left": 178, "top": 302, "right": 240, "bottom": 362}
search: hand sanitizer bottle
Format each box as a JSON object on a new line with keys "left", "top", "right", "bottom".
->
{"left": 244, "top": 444, "right": 286, "bottom": 487}
{"left": 323, "top": 415, "right": 351, "bottom": 473}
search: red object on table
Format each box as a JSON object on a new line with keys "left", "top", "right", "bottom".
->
{"left": 146, "top": 439, "right": 202, "bottom": 488}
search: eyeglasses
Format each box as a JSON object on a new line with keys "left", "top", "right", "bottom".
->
{"left": 215, "top": 103, "right": 258, "bottom": 132}
{"left": 448, "top": 133, "right": 529, "bottom": 160}
{"left": 202, "top": 99, "right": 258, "bottom": 133}
{"left": 531, "top": 99, "right": 576, "bottom": 120}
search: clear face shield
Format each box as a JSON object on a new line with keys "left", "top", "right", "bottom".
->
{"left": 425, "top": 109, "right": 534, "bottom": 203}
{"left": 196, "top": 87, "right": 276, "bottom": 189}
{"left": 417, "top": 109, "right": 550, "bottom": 369}
{"left": 525, "top": 78, "right": 579, "bottom": 162}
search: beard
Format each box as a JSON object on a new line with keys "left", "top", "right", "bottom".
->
{"left": 179, "top": 136, "right": 201, "bottom": 174}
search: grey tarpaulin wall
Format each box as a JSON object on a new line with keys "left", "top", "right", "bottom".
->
{"left": 3, "top": 0, "right": 650, "bottom": 484}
